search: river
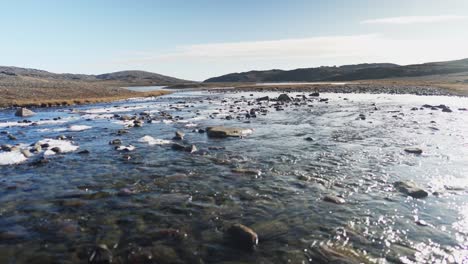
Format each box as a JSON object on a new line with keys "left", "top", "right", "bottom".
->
{"left": 0, "top": 89, "right": 467, "bottom": 263}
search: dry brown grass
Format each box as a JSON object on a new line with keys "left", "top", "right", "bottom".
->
{"left": 0, "top": 75, "right": 174, "bottom": 107}
{"left": 3, "top": 90, "right": 170, "bottom": 108}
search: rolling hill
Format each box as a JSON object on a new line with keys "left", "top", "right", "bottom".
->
{"left": 204, "top": 59, "right": 468, "bottom": 83}
{"left": 0, "top": 67, "right": 191, "bottom": 107}
{"left": 0, "top": 67, "right": 190, "bottom": 85}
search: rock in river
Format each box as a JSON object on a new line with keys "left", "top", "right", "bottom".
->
{"left": 323, "top": 195, "right": 346, "bottom": 204}
{"left": 172, "top": 143, "right": 197, "bottom": 153}
{"left": 206, "top": 126, "right": 253, "bottom": 138}
{"left": 109, "top": 139, "right": 122, "bottom": 145}
{"left": 226, "top": 224, "right": 258, "bottom": 250}
{"left": 256, "top": 96, "right": 269, "bottom": 102}
{"left": 15, "top": 107, "right": 36, "bottom": 117}
{"left": 310, "top": 244, "right": 373, "bottom": 264}
{"left": 173, "top": 131, "right": 185, "bottom": 140}
{"left": 394, "top": 181, "right": 428, "bottom": 198}
{"left": 277, "top": 94, "right": 292, "bottom": 102}
{"left": 88, "top": 244, "right": 112, "bottom": 264}
{"left": 404, "top": 148, "right": 423, "bottom": 155}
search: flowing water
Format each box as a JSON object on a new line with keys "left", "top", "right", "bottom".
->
{"left": 0, "top": 89, "right": 468, "bottom": 263}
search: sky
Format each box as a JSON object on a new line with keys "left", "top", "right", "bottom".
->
{"left": 1, "top": 0, "right": 468, "bottom": 81}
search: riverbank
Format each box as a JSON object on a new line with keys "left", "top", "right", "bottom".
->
{"left": 169, "top": 80, "right": 468, "bottom": 97}
{"left": 0, "top": 85, "right": 171, "bottom": 108}
{"left": 2, "top": 79, "right": 468, "bottom": 109}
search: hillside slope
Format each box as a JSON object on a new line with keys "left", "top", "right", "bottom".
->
{"left": 0, "top": 67, "right": 189, "bottom": 107}
{"left": 0, "top": 67, "right": 190, "bottom": 85}
{"left": 204, "top": 59, "right": 468, "bottom": 83}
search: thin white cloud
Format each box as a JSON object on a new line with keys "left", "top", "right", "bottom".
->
{"left": 361, "top": 15, "right": 468, "bottom": 25}
{"left": 105, "top": 34, "right": 468, "bottom": 80}
{"left": 119, "top": 34, "right": 384, "bottom": 63}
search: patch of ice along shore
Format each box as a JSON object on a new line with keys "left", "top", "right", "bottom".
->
{"left": 0, "top": 150, "right": 28, "bottom": 166}
{"left": 68, "top": 125, "right": 92, "bottom": 132}
{"left": 139, "top": 136, "right": 172, "bottom": 145}
{"left": 81, "top": 105, "right": 148, "bottom": 114}
{"left": 0, "top": 118, "right": 74, "bottom": 128}
{"left": 37, "top": 139, "right": 79, "bottom": 156}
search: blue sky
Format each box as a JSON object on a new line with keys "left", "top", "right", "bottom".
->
{"left": 1, "top": 0, "right": 468, "bottom": 80}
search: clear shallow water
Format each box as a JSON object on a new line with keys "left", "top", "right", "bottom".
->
{"left": 0, "top": 90, "right": 467, "bottom": 263}
{"left": 126, "top": 86, "right": 167, "bottom": 92}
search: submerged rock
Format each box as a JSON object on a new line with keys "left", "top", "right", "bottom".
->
{"left": 323, "top": 195, "right": 346, "bottom": 204}
{"left": 231, "top": 168, "right": 262, "bottom": 177}
{"left": 310, "top": 245, "right": 373, "bottom": 264}
{"left": 88, "top": 244, "right": 112, "bottom": 264}
{"left": 206, "top": 126, "right": 253, "bottom": 138}
{"left": 415, "top": 219, "right": 429, "bottom": 226}
{"left": 15, "top": 107, "right": 36, "bottom": 117}
{"left": 226, "top": 224, "right": 258, "bottom": 250}
{"left": 394, "top": 181, "right": 428, "bottom": 198}
{"left": 171, "top": 143, "right": 197, "bottom": 153}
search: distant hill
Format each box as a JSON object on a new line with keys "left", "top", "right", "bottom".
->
{"left": 0, "top": 67, "right": 190, "bottom": 85}
{"left": 204, "top": 59, "right": 468, "bottom": 83}
{"left": 95, "top": 70, "right": 187, "bottom": 84}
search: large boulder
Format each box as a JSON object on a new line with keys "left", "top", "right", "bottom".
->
{"left": 277, "top": 94, "right": 292, "bottom": 102}
{"left": 15, "top": 108, "right": 36, "bottom": 117}
{"left": 206, "top": 126, "right": 253, "bottom": 138}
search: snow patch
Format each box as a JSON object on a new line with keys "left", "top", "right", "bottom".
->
{"left": 81, "top": 114, "right": 115, "bottom": 120}
{"left": 116, "top": 145, "right": 136, "bottom": 151}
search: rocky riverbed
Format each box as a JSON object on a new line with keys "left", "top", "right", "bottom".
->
{"left": 0, "top": 89, "right": 467, "bottom": 263}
